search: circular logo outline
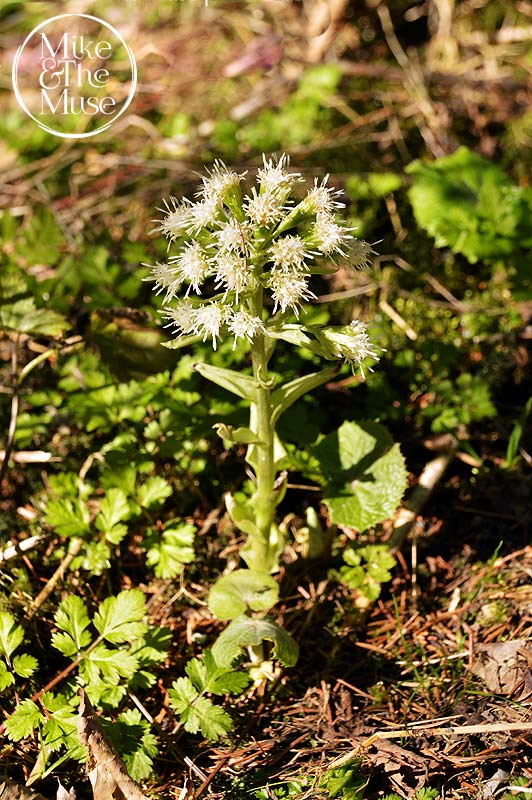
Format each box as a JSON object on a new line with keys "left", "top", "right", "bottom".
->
{"left": 12, "top": 12, "right": 137, "bottom": 139}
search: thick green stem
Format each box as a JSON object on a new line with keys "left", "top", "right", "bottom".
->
{"left": 249, "top": 332, "right": 276, "bottom": 570}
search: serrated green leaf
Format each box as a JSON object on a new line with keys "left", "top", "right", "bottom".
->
{"left": 41, "top": 694, "right": 82, "bottom": 757}
{"left": 168, "top": 678, "right": 232, "bottom": 740}
{"left": 146, "top": 524, "right": 195, "bottom": 579}
{"left": 184, "top": 650, "right": 250, "bottom": 696}
{"left": 339, "top": 545, "right": 396, "bottom": 603}
{"left": 52, "top": 595, "right": 91, "bottom": 656}
{"left": 137, "top": 476, "right": 173, "bottom": 508}
{"left": 193, "top": 362, "right": 257, "bottom": 401}
{"left": 5, "top": 699, "right": 43, "bottom": 741}
{"left": 315, "top": 421, "right": 407, "bottom": 531}
{"left": 0, "top": 662, "right": 15, "bottom": 691}
{"left": 212, "top": 614, "right": 299, "bottom": 669}
{"left": 45, "top": 497, "right": 90, "bottom": 537}
{"left": 12, "top": 653, "right": 38, "bottom": 678}
{"left": 406, "top": 147, "right": 532, "bottom": 262}
{"left": 203, "top": 650, "right": 250, "bottom": 695}
{"left": 95, "top": 488, "right": 131, "bottom": 537}
{"left": 184, "top": 657, "right": 208, "bottom": 693}
{"left": 0, "top": 612, "right": 24, "bottom": 658}
{"left": 208, "top": 570, "right": 279, "bottom": 620}
{"left": 104, "top": 709, "right": 158, "bottom": 781}
{"left": 0, "top": 303, "right": 68, "bottom": 336}
{"left": 81, "top": 643, "right": 139, "bottom": 685}
{"left": 93, "top": 589, "right": 147, "bottom": 644}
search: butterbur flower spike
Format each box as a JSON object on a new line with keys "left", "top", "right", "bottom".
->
{"left": 147, "top": 154, "right": 383, "bottom": 577}
{"left": 148, "top": 152, "right": 378, "bottom": 364}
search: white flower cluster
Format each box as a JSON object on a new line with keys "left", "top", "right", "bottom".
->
{"left": 146, "top": 154, "right": 377, "bottom": 356}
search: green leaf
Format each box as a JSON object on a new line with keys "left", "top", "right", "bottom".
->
{"left": 81, "top": 643, "right": 139, "bottom": 684}
{"left": 213, "top": 424, "right": 261, "bottom": 448}
{"left": 0, "top": 303, "right": 68, "bottom": 336}
{"left": 137, "top": 476, "right": 173, "bottom": 508}
{"left": 52, "top": 595, "right": 91, "bottom": 656}
{"left": 367, "top": 172, "right": 403, "bottom": 196}
{"left": 5, "top": 699, "right": 43, "bottom": 741}
{"left": 266, "top": 323, "right": 327, "bottom": 354}
{"left": 271, "top": 366, "right": 339, "bottom": 425}
{"left": 45, "top": 497, "right": 90, "bottom": 537}
{"left": 93, "top": 589, "right": 147, "bottom": 644}
{"left": 146, "top": 524, "right": 195, "bottom": 579}
{"left": 0, "top": 612, "right": 24, "bottom": 658}
{"left": 407, "top": 147, "right": 532, "bottom": 262}
{"left": 338, "top": 545, "right": 396, "bottom": 604}
{"left": 320, "top": 759, "right": 367, "bottom": 798}
{"left": 315, "top": 421, "right": 407, "bottom": 531}
{"left": 224, "top": 492, "right": 260, "bottom": 539}
{"left": 161, "top": 332, "right": 202, "bottom": 349}
{"left": 203, "top": 650, "right": 251, "bottom": 695}
{"left": 185, "top": 650, "right": 250, "bottom": 696}
{"left": 95, "top": 489, "right": 131, "bottom": 540}
{"left": 212, "top": 614, "right": 299, "bottom": 669}
{"left": 208, "top": 570, "right": 279, "bottom": 620}
{"left": 193, "top": 362, "right": 257, "bottom": 401}
{"left": 505, "top": 396, "right": 532, "bottom": 467}
{"left": 106, "top": 709, "right": 158, "bottom": 781}
{"left": 12, "top": 653, "right": 38, "bottom": 678}
{"left": 0, "top": 662, "right": 15, "bottom": 691}
{"left": 168, "top": 677, "right": 232, "bottom": 740}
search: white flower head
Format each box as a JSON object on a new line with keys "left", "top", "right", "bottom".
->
{"left": 152, "top": 197, "right": 190, "bottom": 242}
{"left": 305, "top": 176, "right": 345, "bottom": 215}
{"left": 143, "top": 262, "right": 181, "bottom": 303}
{"left": 228, "top": 310, "right": 265, "bottom": 348}
{"left": 323, "top": 320, "right": 383, "bottom": 379}
{"left": 214, "top": 252, "right": 251, "bottom": 300}
{"left": 245, "top": 187, "right": 286, "bottom": 228}
{"left": 170, "top": 241, "right": 210, "bottom": 295}
{"left": 161, "top": 298, "right": 197, "bottom": 335}
{"left": 311, "top": 211, "right": 353, "bottom": 256}
{"left": 268, "top": 268, "right": 316, "bottom": 316}
{"left": 268, "top": 235, "right": 313, "bottom": 271}
{"left": 214, "top": 219, "right": 247, "bottom": 254}
{"left": 186, "top": 197, "right": 220, "bottom": 233}
{"left": 350, "top": 239, "right": 377, "bottom": 271}
{"left": 257, "top": 153, "right": 301, "bottom": 195}
{"left": 194, "top": 301, "right": 229, "bottom": 350}
{"left": 197, "top": 159, "right": 246, "bottom": 202}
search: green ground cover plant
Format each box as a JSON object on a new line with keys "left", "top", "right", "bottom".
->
{"left": 1, "top": 1, "right": 531, "bottom": 797}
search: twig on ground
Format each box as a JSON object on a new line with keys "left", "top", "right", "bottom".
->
{"left": 389, "top": 440, "right": 458, "bottom": 552}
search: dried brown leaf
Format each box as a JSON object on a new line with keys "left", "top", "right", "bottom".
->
{"left": 0, "top": 781, "right": 47, "bottom": 800}
{"left": 470, "top": 640, "right": 532, "bottom": 696}
{"left": 77, "top": 689, "right": 148, "bottom": 800}
{"left": 364, "top": 740, "right": 432, "bottom": 799}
